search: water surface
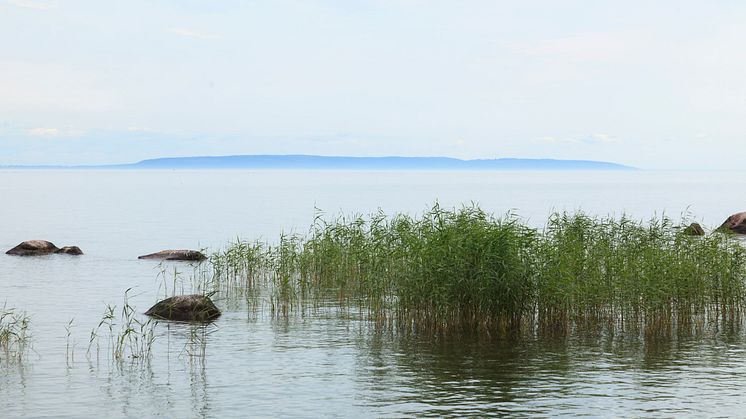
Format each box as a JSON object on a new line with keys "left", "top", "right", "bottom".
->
{"left": 1, "top": 169, "right": 745, "bottom": 417}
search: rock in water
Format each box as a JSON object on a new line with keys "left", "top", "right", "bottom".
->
{"left": 56, "top": 246, "right": 84, "bottom": 255}
{"left": 6, "top": 240, "right": 58, "bottom": 256}
{"left": 138, "top": 249, "right": 207, "bottom": 261}
{"left": 717, "top": 212, "right": 746, "bottom": 234}
{"left": 145, "top": 294, "right": 221, "bottom": 322}
{"left": 682, "top": 223, "right": 705, "bottom": 236}
{"left": 6, "top": 240, "right": 84, "bottom": 256}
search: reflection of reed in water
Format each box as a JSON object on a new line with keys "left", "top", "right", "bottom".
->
{"left": 354, "top": 322, "right": 746, "bottom": 417}
{"left": 89, "top": 345, "right": 211, "bottom": 418}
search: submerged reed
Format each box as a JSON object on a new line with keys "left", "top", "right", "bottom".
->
{"left": 0, "top": 304, "right": 30, "bottom": 362}
{"left": 88, "top": 289, "right": 156, "bottom": 362}
{"left": 207, "top": 205, "right": 746, "bottom": 339}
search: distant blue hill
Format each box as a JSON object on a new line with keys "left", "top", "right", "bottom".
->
{"left": 105, "top": 155, "right": 633, "bottom": 170}
{"left": 1, "top": 155, "right": 635, "bottom": 170}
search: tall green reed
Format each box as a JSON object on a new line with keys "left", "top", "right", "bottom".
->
{"left": 535, "top": 213, "right": 746, "bottom": 337}
{"left": 207, "top": 205, "right": 746, "bottom": 339}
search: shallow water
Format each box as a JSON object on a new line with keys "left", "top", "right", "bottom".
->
{"left": 2, "top": 169, "right": 746, "bottom": 417}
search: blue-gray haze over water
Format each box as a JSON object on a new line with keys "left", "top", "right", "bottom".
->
{"left": 2, "top": 169, "right": 746, "bottom": 417}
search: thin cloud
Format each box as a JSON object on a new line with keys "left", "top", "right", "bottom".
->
{"left": 510, "top": 32, "right": 633, "bottom": 62}
{"left": 586, "top": 133, "right": 617, "bottom": 144}
{"left": 585, "top": 134, "right": 617, "bottom": 144}
{"left": 169, "top": 28, "right": 222, "bottom": 40}
{"left": 28, "top": 127, "right": 59, "bottom": 137}
{"left": 8, "top": 0, "right": 53, "bottom": 10}
{"left": 533, "top": 134, "right": 617, "bottom": 145}
{"left": 533, "top": 136, "right": 578, "bottom": 145}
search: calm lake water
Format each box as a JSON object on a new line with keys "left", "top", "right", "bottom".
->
{"left": 2, "top": 169, "right": 746, "bottom": 417}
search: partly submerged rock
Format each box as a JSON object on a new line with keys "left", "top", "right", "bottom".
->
{"left": 717, "top": 212, "right": 746, "bottom": 234}
{"left": 56, "top": 246, "right": 84, "bottom": 255}
{"left": 138, "top": 249, "right": 207, "bottom": 261}
{"left": 144, "top": 294, "right": 221, "bottom": 322}
{"left": 682, "top": 222, "right": 705, "bottom": 236}
{"left": 6, "top": 240, "right": 83, "bottom": 256}
{"left": 6, "top": 240, "right": 58, "bottom": 256}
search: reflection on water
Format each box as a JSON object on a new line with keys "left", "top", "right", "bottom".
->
{"left": 3, "top": 296, "right": 746, "bottom": 417}
{"left": 356, "top": 330, "right": 746, "bottom": 417}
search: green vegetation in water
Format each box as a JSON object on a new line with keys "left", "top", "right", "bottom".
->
{"left": 88, "top": 288, "right": 156, "bottom": 362}
{"left": 65, "top": 318, "right": 75, "bottom": 365}
{"left": 0, "top": 304, "right": 30, "bottom": 362}
{"left": 207, "top": 204, "right": 746, "bottom": 339}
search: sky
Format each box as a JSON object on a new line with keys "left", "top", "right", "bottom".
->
{"left": 1, "top": 0, "right": 745, "bottom": 169}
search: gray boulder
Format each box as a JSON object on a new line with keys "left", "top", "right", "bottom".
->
{"left": 144, "top": 294, "right": 221, "bottom": 322}
{"left": 6, "top": 240, "right": 83, "bottom": 256}
{"left": 717, "top": 212, "right": 746, "bottom": 234}
{"left": 138, "top": 249, "right": 207, "bottom": 261}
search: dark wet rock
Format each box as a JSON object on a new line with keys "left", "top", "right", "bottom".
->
{"left": 717, "top": 212, "right": 746, "bottom": 234}
{"left": 682, "top": 223, "right": 705, "bottom": 236}
{"left": 5, "top": 240, "right": 83, "bottom": 256}
{"left": 144, "top": 294, "right": 221, "bottom": 322}
{"left": 6, "top": 240, "right": 58, "bottom": 256}
{"left": 55, "top": 246, "right": 84, "bottom": 255}
{"left": 6, "top": 240, "right": 83, "bottom": 256}
{"left": 138, "top": 249, "right": 207, "bottom": 261}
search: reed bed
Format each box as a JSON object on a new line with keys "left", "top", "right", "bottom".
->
{"left": 535, "top": 213, "right": 745, "bottom": 339}
{"left": 207, "top": 205, "right": 746, "bottom": 338}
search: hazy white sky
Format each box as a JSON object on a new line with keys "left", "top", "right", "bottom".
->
{"left": 1, "top": 0, "right": 745, "bottom": 168}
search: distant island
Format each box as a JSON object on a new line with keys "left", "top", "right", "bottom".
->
{"left": 116, "top": 155, "right": 633, "bottom": 170}
{"left": 5, "top": 155, "right": 635, "bottom": 170}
